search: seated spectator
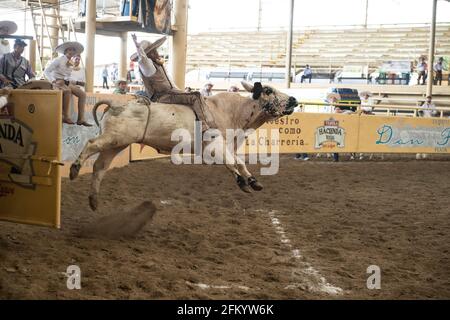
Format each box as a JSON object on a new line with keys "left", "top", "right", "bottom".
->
{"left": 68, "top": 54, "right": 85, "bottom": 88}
{"left": 0, "top": 39, "right": 35, "bottom": 89}
{"left": 113, "top": 80, "right": 128, "bottom": 95}
{"left": 228, "top": 85, "right": 239, "bottom": 93}
{"left": 419, "top": 95, "right": 437, "bottom": 118}
{"left": 324, "top": 92, "right": 340, "bottom": 113}
{"left": 359, "top": 91, "right": 374, "bottom": 114}
{"left": 416, "top": 95, "right": 436, "bottom": 160}
{"left": 201, "top": 81, "right": 214, "bottom": 97}
{"left": 301, "top": 65, "right": 313, "bottom": 83}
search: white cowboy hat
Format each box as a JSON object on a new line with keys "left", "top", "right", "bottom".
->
{"left": 326, "top": 92, "right": 340, "bottom": 102}
{"left": 55, "top": 41, "right": 84, "bottom": 55}
{"left": 0, "top": 21, "right": 17, "bottom": 35}
{"left": 359, "top": 91, "right": 372, "bottom": 97}
{"left": 130, "top": 36, "right": 167, "bottom": 62}
{"left": 115, "top": 79, "right": 128, "bottom": 86}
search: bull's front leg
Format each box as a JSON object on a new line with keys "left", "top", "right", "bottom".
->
{"left": 234, "top": 156, "right": 263, "bottom": 191}
{"left": 222, "top": 142, "right": 254, "bottom": 193}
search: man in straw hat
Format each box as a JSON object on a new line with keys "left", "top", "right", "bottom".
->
{"left": 113, "top": 79, "right": 128, "bottom": 95}
{"left": 44, "top": 41, "right": 92, "bottom": 126}
{"left": 130, "top": 34, "right": 215, "bottom": 130}
{"left": 359, "top": 90, "right": 374, "bottom": 114}
{"left": 0, "top": 38, "right": 35, "bottom": 89}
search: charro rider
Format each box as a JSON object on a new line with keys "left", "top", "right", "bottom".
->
{"left": 130, "top": 34, "right": 215, "bottom": 130}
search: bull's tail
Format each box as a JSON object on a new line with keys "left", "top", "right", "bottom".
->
{"left": 92, "top": 100, "right": 112, "bottom": 134}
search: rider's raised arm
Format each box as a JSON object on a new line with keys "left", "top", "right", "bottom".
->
{"left": 132, "top": 34, "right": 156, "bottom": 78}
{"left": 137, "top": 45, "right": 156, "bottom": 77}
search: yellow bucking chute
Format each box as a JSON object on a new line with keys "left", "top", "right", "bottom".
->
{"left": 0, "top": 90, "right": 62, "bottom": 228}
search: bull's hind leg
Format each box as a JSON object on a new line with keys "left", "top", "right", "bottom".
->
{"left": 89, "top": 146, "right": 126, "bottom": 211}
{"left": 70, "top": 135, "right": 120, "bottom": 180}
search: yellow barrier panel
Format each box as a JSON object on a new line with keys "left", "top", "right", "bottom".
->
{"left": 130, "top": 143, "right": 169, "bottom": 161}
{"left": 248, "top": 113, "right": 450, "bottom": 154}
{"left": 357, "top": 115, "right": 450, "bottom": 154}
{"left": 0, "top": 90, "right": 62, "bottom": 228}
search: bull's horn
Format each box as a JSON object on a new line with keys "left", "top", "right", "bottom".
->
{"left": 241, "top": 81, "right": 254, "bottom": 93}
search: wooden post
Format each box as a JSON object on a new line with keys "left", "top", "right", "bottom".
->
{"left": 119, "top": 32, "right": 128, "bottom": 80}
{"left": 172, "top": 0, "right": 188, "bottom": 89}
{"left": 426, "top": 0, "right": 437, "bottom": 97}
{"left": 29, "top": 40, "right": 37, "bottom": 73}
{"left": 85, "top": 0, "right": 96, "bottom": 92}
{"left": 285, "top": 0, "right": 294, "bottom": 88}
{"left": 364, "top": 0, "right": 369, "bottom": 28}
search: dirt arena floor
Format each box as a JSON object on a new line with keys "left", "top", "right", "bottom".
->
{"left": 1, "top": 155, "right": 449, "bottom": 299}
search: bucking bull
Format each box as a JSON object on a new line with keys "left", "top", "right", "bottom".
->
{"left": 70, "top": 81, "right": 297, "bottom": 210}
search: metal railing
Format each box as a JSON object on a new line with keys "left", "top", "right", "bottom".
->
{"left": 298, "top": 101, "right": 450, "bottom": 118}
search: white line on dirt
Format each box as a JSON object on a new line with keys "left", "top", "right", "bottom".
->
{"left": 264, "top": 209, "right": 343, "bottom": 295}
{"left": 186, "top": 281, "right": 251, "bottom": 291}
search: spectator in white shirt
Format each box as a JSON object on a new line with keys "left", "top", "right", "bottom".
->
{"left": 417, "top": 57, "right": 427, "bottom": 85}
{"left": 359, "top": 91, "right": 374, "bottom": 114}
{"left": 44, "top": 41, "right": 91, "bottom": 126}
{"left": 416, "top": 96, "right": 436, "bottom": 160}
{"left": 201, "top": 81, "right": 214, "bottom": 97}
{"left": 433, "top": 57, "right": 444, "bottom": 86}
{"left": 420, "top": 95, "right": 437, "bottom": 118}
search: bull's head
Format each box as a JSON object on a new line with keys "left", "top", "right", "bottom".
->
{"left": 241, "top": 81, "right": 297, "bottom": 118}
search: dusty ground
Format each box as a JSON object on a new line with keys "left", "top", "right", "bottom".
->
{"left": 1, "top": 155, "right": 449, "bottom": 299}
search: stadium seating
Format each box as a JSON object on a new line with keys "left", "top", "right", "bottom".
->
{"left": 186, "top": 24, "right": 450, "bottom": 76}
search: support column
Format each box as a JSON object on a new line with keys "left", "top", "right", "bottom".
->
{"left": 119, "top": 32, "right": 128, "bottom": 80}
{"left": 29, "top": 40, "right": 37, "bottom": 73}
{"left": 172, "top": 0, "right": 188, "bottom": 89}
{"left": 364, "top": 0, "right": 369, "bottom": 28}
{"left": 285, "top": 0, "right": 294, "bottom": 88}
{"left": 47, "top": 8, "right": 59, "bottom": 58}
{"left": 426, "top": 0, "right": 437, "bottom": 97}
{"left": 85, "top": 0, "right": 96, "bottom": 93}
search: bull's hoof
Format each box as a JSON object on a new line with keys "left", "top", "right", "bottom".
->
{"left": 89, "top": 195, "right": 98, "bottom": 211}
{"left": 248, "top": 177, "right": 263, "bottom": 191}
{"left": 70, "top": 163, "right": 81, "bottom": 180}
{"left": 236, "top": 175, "right": 252, "bottom": 193}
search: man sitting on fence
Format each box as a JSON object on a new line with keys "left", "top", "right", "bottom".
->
{"left": 44, "top": 41, "right": 92, "bottom": 126}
